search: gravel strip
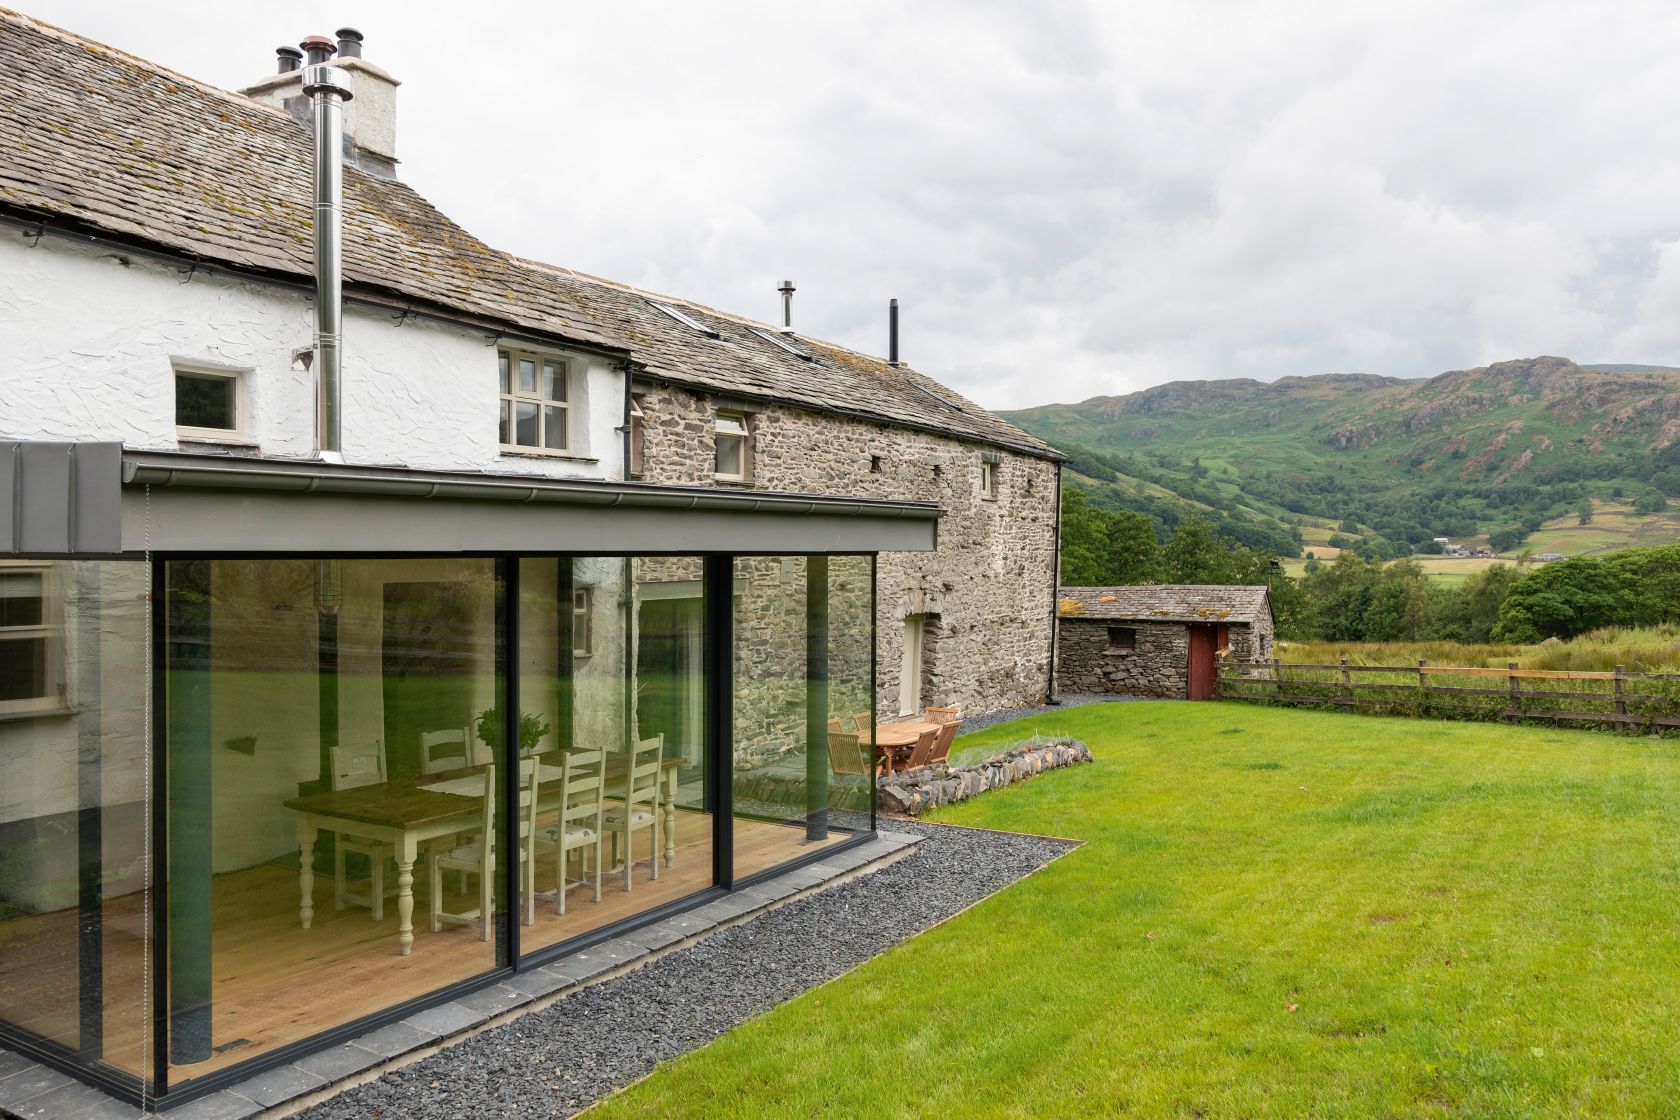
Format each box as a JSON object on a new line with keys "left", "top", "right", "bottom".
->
{"left": 959, "top": 691, "right": 1146, "bottom": 735}
{"left": 295, "top": 820, "right": 1068, "bottom": 1120}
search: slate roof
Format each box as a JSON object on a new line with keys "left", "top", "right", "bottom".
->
{"left": 0, "top": 9, "right": 1061, "bottom": 461}
{"left": 1057, "top": 585, "right": 1272, "bottom": 625}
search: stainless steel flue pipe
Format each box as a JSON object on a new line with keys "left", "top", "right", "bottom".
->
{"left": 301, "top": 36, "right": 352, "bottom": 456}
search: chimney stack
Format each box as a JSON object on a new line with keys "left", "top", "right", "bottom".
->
{"left": 241, "top": 29, "right": 402, "bottom": 177}
{"left": 778, "top": 280, "right": 796, "bottom": 334}
{"left": 302, "top": 37, "right": 353, "bottom": 457}
{"left": 888, "top": 299, "right": 900, "bottom": 367}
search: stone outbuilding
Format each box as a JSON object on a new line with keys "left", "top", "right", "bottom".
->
{"left": 1056, "top": 585, "right": 1276, "bottom": 700}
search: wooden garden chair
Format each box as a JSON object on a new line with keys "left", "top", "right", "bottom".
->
{"left": 827, "top": 730, "right": 884, "bottom": 779}
{"left": 927, "top": 719, "right": 959, "bottom": 767}
{"left": 902, "top": 726, "right": 938, "bottom": 772}
{"left": 923, "top": 705, "right": 961, "bottom": 725}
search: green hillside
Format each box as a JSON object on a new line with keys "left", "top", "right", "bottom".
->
{"left": 1006, "top": 356, "right": 1680, "bottom": 560}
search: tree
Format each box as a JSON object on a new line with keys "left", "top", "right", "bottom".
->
{"left": 1488, "top": 526, "right": 1527, "bottom": 553}
{"left": 1493, "top": 558, "right": 1632, "bottom": 641}
{"left": 1633, "top": 491, "right": 1668, "bottom": 516}
{"left": 1107, "top": 510, "right": 1164, "bottom": 584}
{"left": 1576, "top": 499, "right": 1594, "bottom": 525}
{"left": 1162, "top": 513, "right": 1232, "bottom": 583}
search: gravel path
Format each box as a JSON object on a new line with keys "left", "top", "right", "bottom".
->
{"left": 295, "top": 820, "right": 1070, "bottom": 1120}
{"left": 959, "top": 691, "right": 1147, "bottom": 735}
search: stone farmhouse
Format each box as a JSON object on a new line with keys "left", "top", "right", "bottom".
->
{"left": 1057, "top": 585, "right": 1275, "bottom": 700}
{"left": 0, "top": 14, "right": 1061, "bottom": 1111}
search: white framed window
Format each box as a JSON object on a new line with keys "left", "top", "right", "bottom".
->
{"left": 0, "top": 564, "right": 63, "bottom": 716}
{"left": 499, "top": 348, "right": 571, "bottom": 454}
{"left": 628, "top": 396, "right": 646, "bottom": 477}
{"left": 979, "top": 458, "right": 999, "bottom": 501}
{"left": 174, "top": 365, "right": 249, "bottom": 443}
{"left": 572, "top": 586, "right": 594, "bottom": 657}
{"left": 714, "top": 411, "right": 750, "bottom": 482}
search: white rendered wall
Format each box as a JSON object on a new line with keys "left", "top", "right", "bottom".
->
{"left": 0, "top": 232, "right": 625, "bottom": 480}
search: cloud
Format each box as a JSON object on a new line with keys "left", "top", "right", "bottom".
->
{"left": 27, "top": 0, "right": 1680, "bottom": 408}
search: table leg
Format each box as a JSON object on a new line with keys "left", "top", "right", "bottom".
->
{"left": 663, "top": 769, "right": 677, "bottom": 867}
{"left": 396, "top": 833, "right": 418, "bottom": 957}
{"left": 298, "top": 818, "right": 317, "bottom": 929}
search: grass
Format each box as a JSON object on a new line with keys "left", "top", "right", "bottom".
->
{"left": 586, "top": 703, "right": 1680, "bottom": 1118}
{"left": 1279, "top": 626, "right": 1680, "bottom": 673}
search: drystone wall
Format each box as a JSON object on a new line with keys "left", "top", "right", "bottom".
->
{"left": 635, "top": 382, "right": 1059, "bottom": 724}
{"left": 877, "top": 737, "right": 1093, "bottom": 816}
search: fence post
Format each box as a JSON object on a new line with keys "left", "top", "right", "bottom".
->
{"left": 1614, "top": 664, "right": 1626, "bottom": 718}
{"left": 1340, "top": 657, "right": 1352, "bottom": 707}
{"left": 1507, "top": 661, "right": 1520, "bottom": 720}
{"left": 1273, "top": 657, "right": 1282, "bottom": 702}
{"left": 1418, "top": 659, "right": 1427, "bottom": 711}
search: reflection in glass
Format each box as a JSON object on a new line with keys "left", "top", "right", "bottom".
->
{"left": 516, "top": 558, "right": 714, "bottom": 956}
{"left": 732, "top": 556, "right": 870, "bottom": 879}
{"left": 0, "top": 560, "right": 151, "bottom": 1080}
{"left": 162, "top": 558, "right": 504, "bottom": 1083}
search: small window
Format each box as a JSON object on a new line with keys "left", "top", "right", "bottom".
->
{"left": 0, "top": 565, "right": 61, "bottom": 713}
{"left": 175, "top": 367, "right": 246, "bottom": 441}
{"left": 628, "top": 396, "right": 646, "bottom": 477}
{"left": 1106, "top": 626, "right": 1136, "bottom": 652}
{"left": 714, "top": 411, "right": 750, "bottom": 482}
{"left": 979, "top": 459, "right": 999, "bottom": 500}
{"left": 572, "top": 587, "right": 594, "bottom": 657}
{"left": 870, "top": 455, "right": 883, "bottom": 474}
{"left": 499, "top": 348, "right": 570, "bottom": 454}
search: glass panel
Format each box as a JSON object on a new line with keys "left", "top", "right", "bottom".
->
{"left": 498, "top": 399, "right": 511, "bottom": 446}
{"left": 0, "top": 571, "right": 44, "bottom": 626}
{"left": 175, "top": 372, "right": 236, "bottom": 431}
{"left": 162, "top": 558, "right": 504, "bottom": 1084}
{"left": 0, "top": 636, "right": 48, "bottom": 702}
{"left": 732, "top": 556, "right": 870, "bottom": 879}
{"left": 515, "top": 401, "right": 539, "bottom": 447}
{"left": 517, "top": 557, "right": 712, "bottom": 959}
{"left": 543, "top": 406, "right": 568, "bottom": 451}
{"left": 715, "top": 436, "right": 742, "bottom": 478}
{"left": 542, "top": 363, "right": 566, "bottom": 402}
{"left": 498, "top": 352, "right": 510, "bottom": 394}
{"left": 518, "top": 359, "right": 536, "bottom": 394}
{"left": 715, "top": 414, "right": 746, "bottom": 436}
{"left": 0, "top": 560, "right": 151, "bottom": 1083}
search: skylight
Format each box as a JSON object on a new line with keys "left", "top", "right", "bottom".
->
{"left": 910, "top": 379, "right": 962, "bottom": 410}
{"left": 648, "top": 301, "right": 720, "bottom": 339}
{"left": 748, "top": 326, "right": 815, "bottom": 362}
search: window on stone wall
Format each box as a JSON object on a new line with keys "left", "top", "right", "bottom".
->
{"left": 1106, "top": 625, "right": 1136, "bottom": 652}
{"left": 714, "top": 411, "right": 751, "bottom": 482}
{"left": 979, "top": 458, "right": 998, "bottom": 500}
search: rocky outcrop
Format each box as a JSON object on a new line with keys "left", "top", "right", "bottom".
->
{"left": 877, "top": 737, "right": 1093, "bottom": 816}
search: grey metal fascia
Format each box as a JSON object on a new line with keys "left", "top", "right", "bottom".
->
{"left": 119, "top": 452, "right": 943, "bottom": 521}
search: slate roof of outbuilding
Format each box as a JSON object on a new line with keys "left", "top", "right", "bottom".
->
{"left": 0, "top": 9, "right": 1061, "bottom": 461}
{"left": 1057, "top": 585, "right": 1272, "bottom": 624}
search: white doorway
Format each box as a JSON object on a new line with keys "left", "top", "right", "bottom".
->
{"left": 898, "top": 613, "right": 926, "bottom": 717}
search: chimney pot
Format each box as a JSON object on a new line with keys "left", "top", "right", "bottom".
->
{"left": 335, "top": 28, "right": 364, "bottom": 58}
{"left": 275, "top": 45, "right": 303, "bottom": 73}
{"left": 300, "top": 35, "right": 335, "bottom": 66}
{"left": 777, "top": 280, "right": 796, "bottom": 334}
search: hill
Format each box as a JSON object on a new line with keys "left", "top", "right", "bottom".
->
{"left": 1005, "top": 356, "right": 1680, "bottom": 560}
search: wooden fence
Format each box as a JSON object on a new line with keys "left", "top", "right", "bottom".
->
{"left": 1217, "top": 658, "right": 1680, "bottom": 731}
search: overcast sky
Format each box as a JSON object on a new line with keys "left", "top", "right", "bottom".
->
{"left": 27, "top": 1, "right": 1680, "bottom": 408}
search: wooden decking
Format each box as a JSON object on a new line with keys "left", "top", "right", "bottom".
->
{"left": 0, "top": 811, "right": 850, "bottom": 1084}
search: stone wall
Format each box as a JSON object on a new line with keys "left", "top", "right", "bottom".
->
{"left": 1056, "top": 618, "right": 1267, "bottom": 697}
{"left": 635, "top": 382, "right": 1059, "bottom": 723}
{"left": 877, "top": 737, "right": 1093, "bottom": 816}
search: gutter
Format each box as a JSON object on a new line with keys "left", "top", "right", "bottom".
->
{"left": 119, "top": 451, "right": 945, "bottom": 521}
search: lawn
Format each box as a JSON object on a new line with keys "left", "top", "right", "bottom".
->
{"left": 586, "top": 702, "right": 1680, "bottom": 1118}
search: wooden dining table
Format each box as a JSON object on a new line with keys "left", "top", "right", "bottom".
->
{"left": 284, "top": 753, "right": 683, "bottom": 956}
{"left": 869, "top": 720, "right": 943, "bottom": 769}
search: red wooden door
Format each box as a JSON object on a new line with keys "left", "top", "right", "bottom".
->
{"left": 1187, "top": 624, "right": 1218, "bottom": 700}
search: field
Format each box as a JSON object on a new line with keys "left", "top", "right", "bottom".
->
{"left": 1278, "top": 625, "right": 1680, "bottom": 673}
{"left": 587, "top": 703, "right": 1680, "bottom": 1118}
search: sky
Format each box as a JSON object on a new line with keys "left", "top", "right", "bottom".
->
{"left": 25, "top": 1, "right": 1680, "bottom": 409}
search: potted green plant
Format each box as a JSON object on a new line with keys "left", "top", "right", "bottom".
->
{"left": 475, "top": 708, "right": 552, "bottom": 757}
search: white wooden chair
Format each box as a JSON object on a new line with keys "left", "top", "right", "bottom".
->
{"left": 603, "top": 735, "right": 663, "bottom": 892}
{"left": 534, "top": 748, "right": 606, "bottom": 915}
{"left": 330, "top": 740, "right": 395, "bottom": 921}
{"left": 428, "top": 764, "right": 496, "bottom": 940}
{"left": 420, "top": 726, "right": 475, "bottom": 775}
